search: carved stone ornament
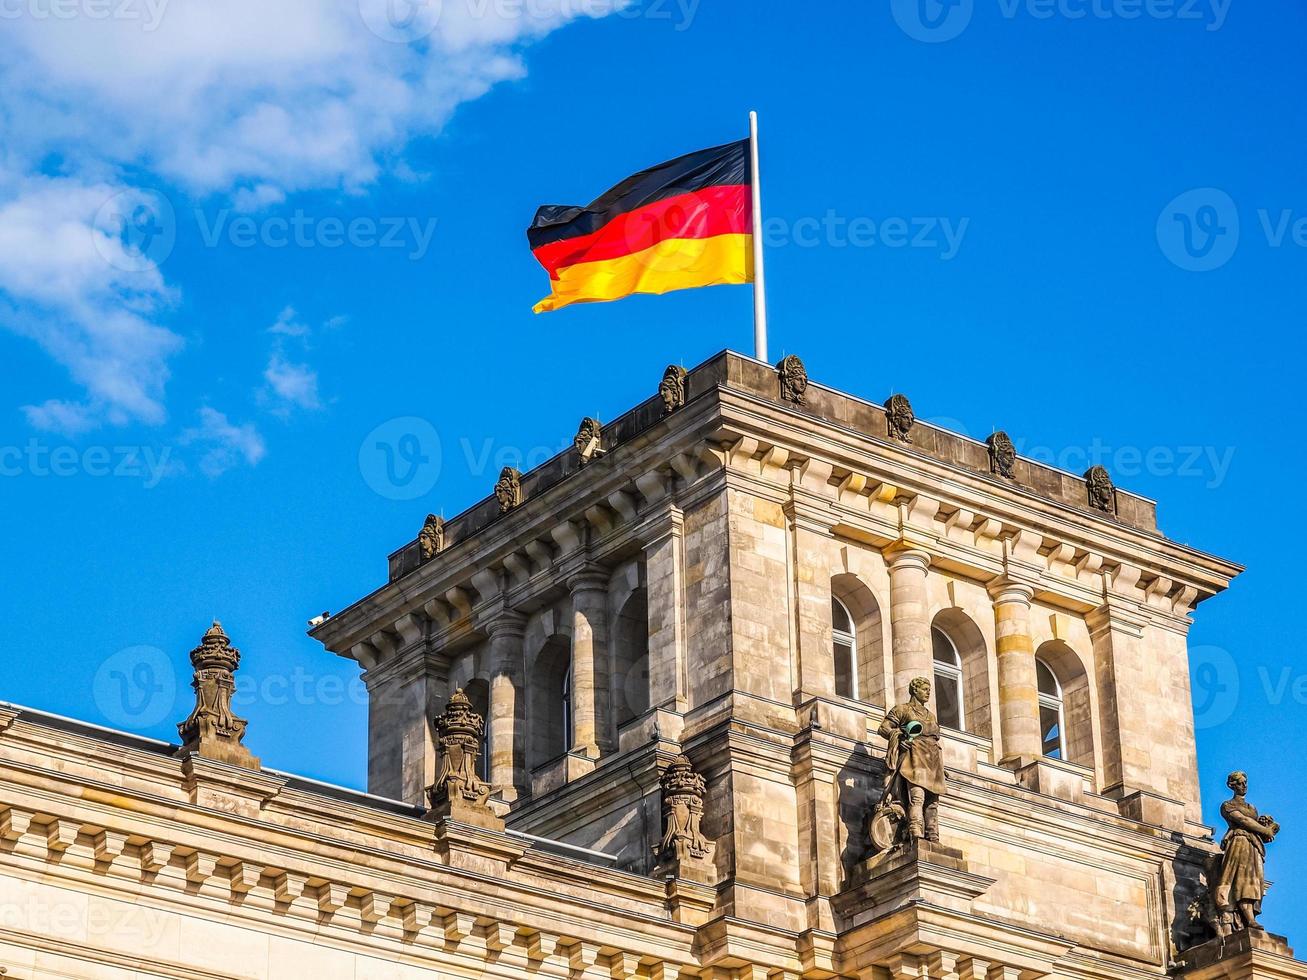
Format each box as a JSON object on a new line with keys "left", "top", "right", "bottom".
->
{"left": 1188, "top": 770, "right": 1280, "bottom": 943}
{"left": 1084, "top": 465, "right": 1116, "bottom": 514}
{"left": 987, "top": 431, "right": 1017, "bottom": 479}
{"left": 177, "top": 621, "right": 259, "bottom": 769}
{"left": 884, "top": 393, "right": 915, "bottom": 444}
{"left": 655, "top": 755, "right": 714, "bottom": 872}
{"left": 869, "top": 676, "right": 945, "bottom": 855}
{"left": 494, "top": 466, "right": 522, "bottom": 513}
{"left": 659, "top": 364, "right": 687, "bottom": 413}
{"left": 429, "top": 689, "right": 493, "bottom": 810}
{"left": 776, "top": 354, "right": 808, "bottom": 405}
{"left": 418, "top": 514, "right": 444, "bottom": 562}
{"left": 574, "top": 417, "right": 604, "bottom": 465}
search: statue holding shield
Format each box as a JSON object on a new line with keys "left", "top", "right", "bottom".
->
{"left": 870, "top": 676, "right": 947, "bottom": 852}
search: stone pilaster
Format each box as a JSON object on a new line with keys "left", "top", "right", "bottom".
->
{"left": 362, "top": 648, "right": 448, "bottom": 805}
{"left": 885, "top": 544, "right": 932, "bottom": 702}
{"left": 643, "top": 506, "right": 688, "bottom": 712}
{"left": 485, "top": 610, "right": 528, "bottom": 801}
{"left": 988, "top": 579, "right": 1041, "bottom": 767}
{"left": 568, "top": 567, "right": 613, "bottom": 757}
{"left": 787, "top": 498, "right": 838, "bottom": 698}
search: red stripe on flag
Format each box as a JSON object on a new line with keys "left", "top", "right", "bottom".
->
{"left": 531, "top": 184, "right": 751, "bottom": 280}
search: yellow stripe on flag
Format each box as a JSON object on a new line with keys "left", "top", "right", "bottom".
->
{"left": 533, "top": 233, "right": 753, "bottom": 313}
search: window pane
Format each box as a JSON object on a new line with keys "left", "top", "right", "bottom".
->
{"left": 932, "top": 627, "right": 959, "bottom": 666}
{"left": 934, "top": 669, "right": 962, "bottom": 729}
{"left": 1040, "top": 703, "right": 1063, "bottom": 758}
{"left": 1037, "top": 660, "right": 1059, "bottom": 697}
{"left": 832, "top": 597, "right": 852, "bottom": 633}
{"left": 835, "top": 641, "right": 855, "bottom": 699}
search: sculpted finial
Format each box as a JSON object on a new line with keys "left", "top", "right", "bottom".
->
{"left": 654, "top": 754, "right": 715, "bottom": 881}
{"left": 177, "top": 621, "right": 259, "bottom": 769}
{"left": 426, "top": 689, "right": 502, "bottom": 829}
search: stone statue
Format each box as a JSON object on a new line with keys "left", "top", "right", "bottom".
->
{"left": 177, "top": 621, "right": 258, "bottom": 769}
{"left": 574, "top": 417, "right": 604, "bottom": 465}
{"left": 429, "top": 689, "right": 493, "bottom": 810}
{"left": 659, "top": 365, "right": 687, "bottom": 413}
{"left": 870, "top": 677, "right": 946, "bottom": 851}
{"left": 987, "top": 431, "right": 1017, "bottom": 479}
{"left": 884, "top": 394, "right": 915, "bottom": 443}
{"left": 1208, "top": 771, "right": 1279, "bottom": 936}
{"left": 494, "top": 466, "right": 522, "bottom": 513}
{"left": 418, "top": 514, "right": 444, "bottom": 562}
{"left": 1085, "top": 465, "right": 1116, "bottom": 514}
{"left": 777, "top": 355, "right": 808, "bottom": 405}
{"left": 655, "top": 755, "right": 714, "bottom": 867}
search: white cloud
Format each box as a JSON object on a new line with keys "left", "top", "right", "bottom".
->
{"left": 263, "top": 354, "right": 322, "bottom": 413}
{"left": 0, "top": 175, "right": 181, "bottom": 432}
{"left": 181, "top": 407, "right": 266, "bottom": 477}
{"left": 0, "top": 0, "right": 616, "bottom": 432}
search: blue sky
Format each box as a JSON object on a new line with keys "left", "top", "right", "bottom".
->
{"left": 2, "top": 0, "right": 1303, "bottom": 936}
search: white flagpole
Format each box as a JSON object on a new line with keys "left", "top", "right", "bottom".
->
{"left": 749, "top": 110, "right": 768, "bottom": 363}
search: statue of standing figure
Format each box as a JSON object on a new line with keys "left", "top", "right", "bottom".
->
{"left": 870, "top": 676, "right": 947, "bottom": 851}
{"left": 1209, "top": 770, "right": 1279, "bottom": 936}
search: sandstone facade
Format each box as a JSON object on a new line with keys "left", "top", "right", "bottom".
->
{"left": 0, "top": 349, "right": 1299, "bottom": 980}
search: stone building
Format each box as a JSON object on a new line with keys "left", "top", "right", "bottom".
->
{"left": 0, "top": 349, "right": 1300, "bottom": 980}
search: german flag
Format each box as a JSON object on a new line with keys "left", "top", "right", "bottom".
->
{"left": 528, "top": 139, "right": 753, "bottom": 313}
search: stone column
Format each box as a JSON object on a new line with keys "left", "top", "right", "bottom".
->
{"left": 485, "top": 610, "right": 528, "bottom": 801}
{"left": 569, "top": 568, "right": 613, "bottom": 757}
{"left": 988, "top": 578, "right": 1041, "bottom": 766}
{"left": 885, "top": 544, "right": 933, "bottom": 702}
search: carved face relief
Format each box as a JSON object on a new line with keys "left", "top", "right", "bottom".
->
{"left": 909, "top": 676, "right": 931, "bottom": 705}
{"left": 987, "top": 431, "right": 1017, "bottom": 479}
{"left": 776, "top": 355, "right": 808, "bottom": 405}
{"left": 659, "top": 364, "right": 688, "bottom": 413}
{"left": 884, "top": 394, "right": 915, "bottom": 443}
{"left": 574, "top": 417, "right": 604, "bottom": 465}
{"left": 418, "top": 514, "right": 444, "bottom": 561}
{"left": 1084, "top": 465, "right": 1116, "bottom": 514}
{"left": 494, "top": 467, "right": 523, "bottom": 513}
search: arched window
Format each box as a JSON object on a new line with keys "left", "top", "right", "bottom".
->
{"left": 1037, "top": 658, "right": 1066, "bottom": 759}
{"left": 528, "top": 635, "right": 573, "bottom": 770}
{"left": 832, "top": 596, "right": 858, "bottom": 699}
{"left": 613, "top": 587, "right": 650, "bottom": 729}
{"left": 931, "top": 627, "right": 965, "bottom": 731}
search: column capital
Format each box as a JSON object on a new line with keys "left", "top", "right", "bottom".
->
{"left": 481, "top": 608, "right": 527, "bottom": 640}
{"left": 1085, "top": 600, "right": 1148, "bottom": 638}
{"left": 567, "top": 564, "right": 610, "bottom": 595}
{"left": 883, "top": 541, "right": 932, "bottom": 572}
{"left": 987, "top": 576, "right": 1036, "bottom": 606}
{"left": 639, "top": 504, "right": 684, "bottom": 550}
